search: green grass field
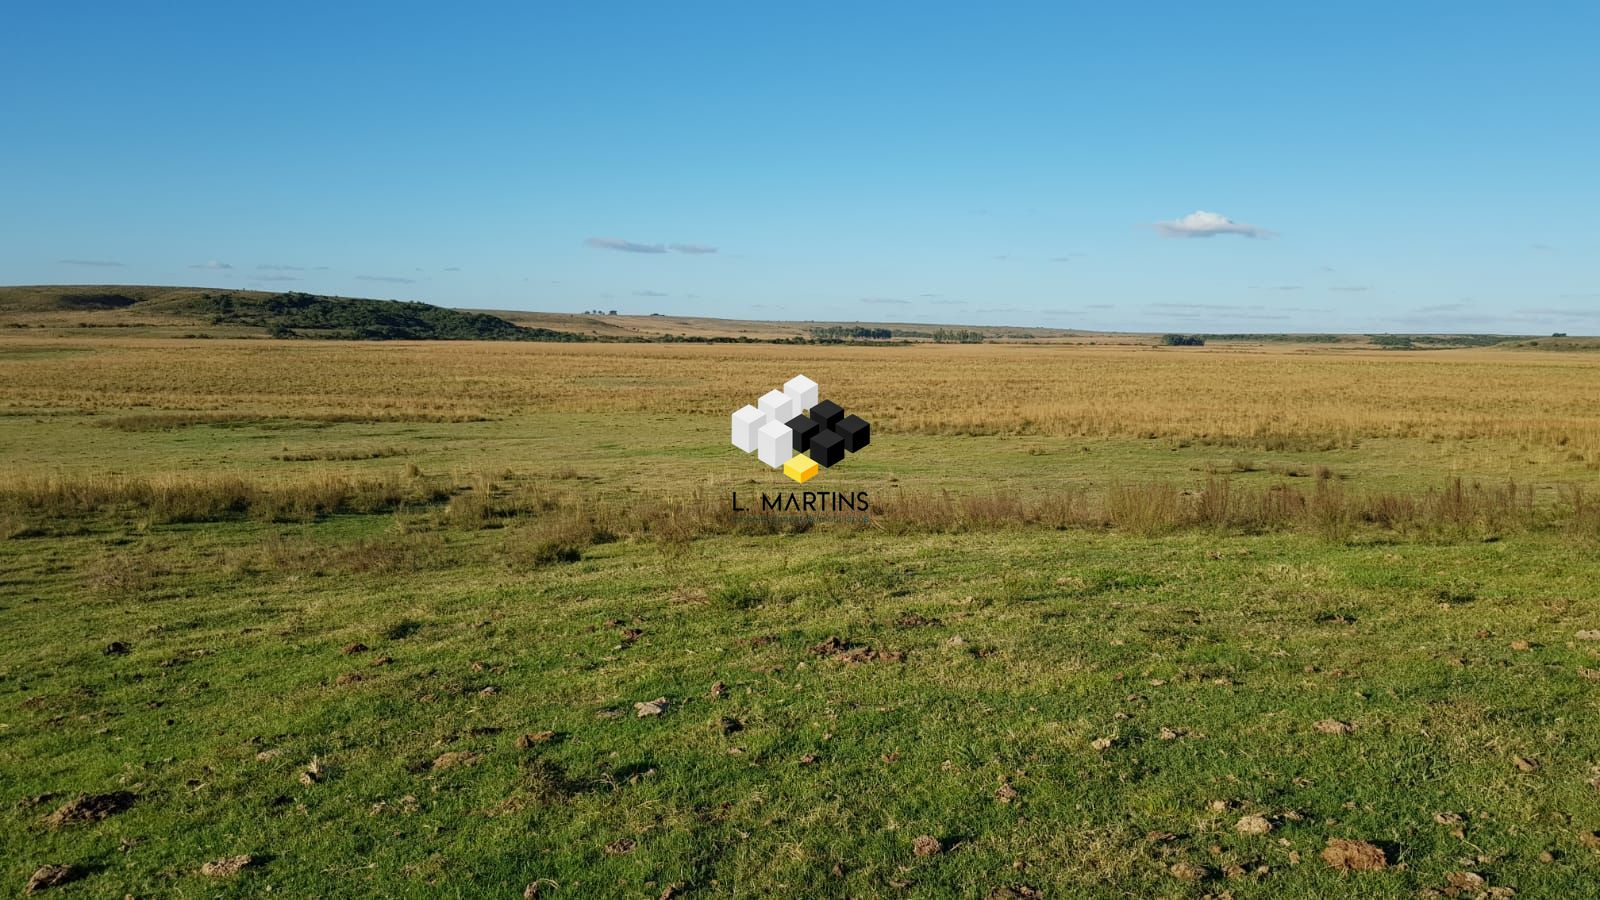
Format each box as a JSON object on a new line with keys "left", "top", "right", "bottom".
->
{"left": 4, "top": 335, "right": 1600, "bottom": 898}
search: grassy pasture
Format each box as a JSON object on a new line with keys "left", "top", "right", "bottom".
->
{"left": 4, "top": 333, "right": 1600, "bottom": 898}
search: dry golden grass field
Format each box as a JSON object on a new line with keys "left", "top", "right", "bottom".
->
{"left": 4, "top": 336, "right": 1598, "bottom": 453}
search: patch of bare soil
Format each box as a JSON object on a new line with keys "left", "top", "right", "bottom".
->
{"left": 1321, "top": 838, "right": 1387, "bottom": 871}
{"left": 199, "top": 855, "right": 255, "bottom": 878}
{"left": 43, "top": 792, "right": 135, "bottom": 827}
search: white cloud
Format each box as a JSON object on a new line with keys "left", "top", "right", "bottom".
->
{"left": 189, "top": 260, "right": 232, "bottom": 270}
{"left": 586, "top": 237, "right": 719, "bottom": 255}
{"left": 1153, "top": 210, "right": 1273, "bottom": 239}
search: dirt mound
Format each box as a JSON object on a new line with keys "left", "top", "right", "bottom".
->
{"left": 43, "top": 791, "right": 135, "bottom": 827}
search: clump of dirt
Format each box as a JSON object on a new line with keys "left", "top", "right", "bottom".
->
{"left": 43, "top": 791, "right": 135, "bottom": 827}
{"left": 633, "top": 698, "right": 668, "bottom": 717}
{"left": 808, "top": 636, "right": 903, "bottom": 664}
{"left": 515, "top": 731, "right": 557, "bottom": 749}
{"left": 199, "top": 855, "right": 255, "bottom": 878}
{"left": 1321, "top": 838, "right": 1387, "bottom": 871}
{"left": 341, "top": 642, "right": 368, "bottom": 655}
{"left": 24, "top": 864, "right": 79, "bottom": 894}
{"left": 912, "top": 835, "right": 942, "bottom": 857}
{"left": 431, "top": 751, "right": 478, "bottom": 770}
{"left": 986, "top": 886, "right": 1042, "bottom": 899}
{"left": 1235, "top": 815, "right": 1272, "bottom": 835}
{"left": 103, "top": 641, "right": 130, "bottom": 655}
{"left": 1169, "top": 862, "right": 1209, "bottom": 881}
{"left": 1315, "top": 719, "right": 1354, "bottom": 734}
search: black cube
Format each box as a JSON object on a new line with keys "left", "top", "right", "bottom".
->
{"left": 786, "top": 414, "right": 821, "bottom": 452}
{"left": 809, "top": 428, "right": 845, "bottom": 467}
{"left": 810, "top": 399, "right": 844, "bottom": 429}
{"left": 835, "top": 414, "right": 870, "bottom": 452}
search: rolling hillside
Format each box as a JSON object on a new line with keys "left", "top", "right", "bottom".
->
{"left": 1, "top": 285, "right": 1578, "bottom": 348}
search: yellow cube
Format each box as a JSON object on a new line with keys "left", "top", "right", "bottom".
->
{"left": 783, "top": 453, "right": 818, "bottom": 484}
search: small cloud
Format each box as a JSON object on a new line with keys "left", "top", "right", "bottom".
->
{"left": 1087, "top": 304, "right": 1114, "bottom": 309}
{"left": 929, "top": 299, "right": 968, "bottom": 305}
{"left": 252, "top": 274, "right": 300, "bottom": 282}
{"left": 1152, "top": 210, "right": 1273, "bottom": 239}
{"left": 1320, "top": 265, "right": 1337, "bottom": 272}
{"left": 1251, "top": 284, "right": 1302, "bottom": 291}
{"left": 586, "top": 237, "right": 717, "bottom": 254}
{"left": 860, "top": 297, "right": 909, "bottom": 305}
{"left": 1040, "top": 308, "right": 1081, "bottom": 316}
{"left": 1415, "top": 301, "right": 1469, "bottom": 313}
{"left": 918, "top": 293, "right": 941, "bottom": 298}
{"left": 633, "top": 290, "right": 669, "bottom": 297}
{"left": 586, "top": 237, "right": 667, "bottom": 254}
{"left": 992, "top": 254, "right": 1015, "bottom": 261}
{"left": 1330, "top": 285, "right": 1371, "bottom": 292}
{"left": 257, "top": 264, "right": 305, "bottom": 271}
{"left": 1530, "top": 243, "right": 1556, "bottom": 252}
{"left": 444, "top": 266, "right": 462, "bottom": 272}
{"left": 355, "top": 275, "right": 416, "bottom": 285}
{"left": 58, "top": 259, "right": 125, "bottom": 267}
{"left": 189, "top": 260, "right": 232, "bottom": 270}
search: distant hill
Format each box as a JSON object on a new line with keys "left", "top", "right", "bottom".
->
{"left": 0, "top": 285, "right": 585, "bottom": 341}
{"left": 2, "top": 285, "right": 1583, "bottom": 347}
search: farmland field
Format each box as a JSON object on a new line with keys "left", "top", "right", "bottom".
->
{"left": 4, "top": 334, "right": 1600, "bottom": 898}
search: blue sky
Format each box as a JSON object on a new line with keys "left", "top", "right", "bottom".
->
{"left": 3, "top": 2, "right": 1597, "bottom": 333}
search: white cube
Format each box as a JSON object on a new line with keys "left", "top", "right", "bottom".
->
{"left": 757, "top": 419, "right": 793, "bottom": 468}
{"left": 757, "top": 389, "right": 797, "bottom": 427}
{"left": 784, "top": 374, "right": 819, "bottom": 411}
{"left": 731, "top": 404, "right": 765, "bottom": 453}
